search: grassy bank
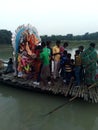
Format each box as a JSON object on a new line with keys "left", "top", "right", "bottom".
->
{"left": 0, "top": 40, "right": 98, "bottom": 59}
{"left": 61, "top": 40, "right": 98, "bottom": 49}
{"left": 52, "top": 40, "right": 98, "bottom": 49}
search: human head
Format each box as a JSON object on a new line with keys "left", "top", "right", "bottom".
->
{"left": 35, "top": 45, "right": 42, "bottom": 50}
{"left": 67, "top": 53, "right": 71, "bottom": 59}
{"left": 75, "top": 50, "right": 80, "bottom": 55}
{"left": 46, "top": 40, "right": 51, "bottom": 47}
{"left": 71, "top": 59, "right": 74, "bottom": 64}
{"left": 63, "top": 50, "right": 67, "bottom": 55}
{"left": 9, "top": 58, "right": 12, "bottom": 61}
{"left": 56, "top": 40, "right": 61, "bottom": 47}
{"left": 78, "top": 45, "right": 84, "bottom": 52}
{"left": 63, "top": 42, "right": 68, "bottom": 48}
{"left": 9, "top": 58, "right": 13, "bottom": 63}
{"left": 41, "top": 41, "right": 46, "bottom": 48}
{"left": 89, "top": 43, "right": 96, "bottom": 48}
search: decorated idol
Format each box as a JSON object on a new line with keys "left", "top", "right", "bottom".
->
{"left": 12, "top": 24, "right": 41, "bottom": 77}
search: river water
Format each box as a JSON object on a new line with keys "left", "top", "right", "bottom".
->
{"left": 0, "top": 84, "right": 98, "bottom": 130}
{"left": 0, "top": 47, "right": 98, "bottom": 130}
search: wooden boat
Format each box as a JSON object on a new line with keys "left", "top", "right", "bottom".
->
{"left": 0, "top": 70, "right": 98, "bottom": 104}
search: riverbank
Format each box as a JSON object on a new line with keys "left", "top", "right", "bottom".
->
{"left": 0, "top": 39, "right": 98, "bottom": 50}
{"left": 1, "top": 40, "right": 98, "bottom": 60}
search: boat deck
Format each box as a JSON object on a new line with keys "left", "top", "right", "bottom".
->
{"left": 0, "top": 72, "right": 98, "bottom": 103}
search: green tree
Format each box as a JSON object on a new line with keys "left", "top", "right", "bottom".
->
{"left": 0, "top": 30, "right": 12, "bottom": 44}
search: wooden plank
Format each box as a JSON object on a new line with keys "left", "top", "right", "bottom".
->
{"left": 92, "top": 88, "right": 98, "bottom": 103}
{"left": 64, "top": 78, "right": 73, "bottom": 96}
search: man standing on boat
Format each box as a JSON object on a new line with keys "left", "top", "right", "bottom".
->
{"left": 40, "top": 41, "right": 51, "bottom": 86}
{"left": 81, "top": 43, "right": 98, "bottom": 86}
{"left": 52, "top": 40, "right": 61, "bottom": 80}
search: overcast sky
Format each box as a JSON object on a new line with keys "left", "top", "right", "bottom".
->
{"left": 0, "top": 0, "right": 98, "bottom": 36}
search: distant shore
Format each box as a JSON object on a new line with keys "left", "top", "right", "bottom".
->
{"left": 0, "top": 40, "right": 98, "bottom": 59}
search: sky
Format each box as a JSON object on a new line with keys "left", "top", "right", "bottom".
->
{"left": 0, "top": 0, "right": 98, "bottom": 36}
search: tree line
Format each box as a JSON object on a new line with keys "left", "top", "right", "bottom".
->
{"left": 0, "top": 29, "right": 98, "bottom": 44}
{"left": 41, "top": 32, "right": 98, "bottom": 41}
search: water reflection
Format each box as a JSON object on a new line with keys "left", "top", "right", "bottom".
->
{"left": 0, "top": 84, "right": 98, "bottom": 130}
{"left": 68, "top": 48, "right": 98, "bottom": 59}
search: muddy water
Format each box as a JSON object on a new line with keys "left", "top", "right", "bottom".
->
{"left": 0, "top": 84, "right": 98, "bottom": 130}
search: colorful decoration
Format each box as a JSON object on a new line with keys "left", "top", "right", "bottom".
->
{"left": 12, "top": 24, "right": 41, "bottom": 77}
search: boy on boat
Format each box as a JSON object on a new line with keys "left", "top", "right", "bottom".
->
{"left": 64, "top": 53, "right": 74, "bottom": 85}
{"left": 74, "top": 50, "right": 81, "bottom": 87}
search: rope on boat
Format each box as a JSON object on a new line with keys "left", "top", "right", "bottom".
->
{"left": 44, "top": 81, "right": 98, "bottom": 116}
